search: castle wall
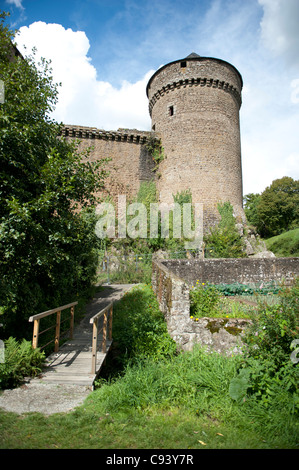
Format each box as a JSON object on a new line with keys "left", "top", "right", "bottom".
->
{"left": 61, "top": 126, "right": 157, "bottom": 204}
{"left": 62, "top": 54, "right": 245, "bottom": 233}
{"left": 147, "top": 56, "right": 244, "bottom": 228}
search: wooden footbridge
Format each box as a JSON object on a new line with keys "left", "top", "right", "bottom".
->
{"left": 28, "top": 285, "right": 134, "bottom": 389}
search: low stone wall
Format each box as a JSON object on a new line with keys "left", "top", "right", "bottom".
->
{"left": 152, "top": 257, "right": 299, "bottom": 354}
{"left": 152, "top": 259, "right": 250, "bottom": 354}
{"left": 159, "top": 257, "right": 299, "bottom": 286}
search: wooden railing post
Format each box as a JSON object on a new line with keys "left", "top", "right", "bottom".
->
{"left": 108, "top": 305, "right": 113, "bottom": 341}
{"left": 32, "top": 319, "right": 40, "bottom": 349}
{"left": 70, "top": 306, "right": 75, "bottom": 340}
{"left": 91, "top": 318, "right": 98, "bottom": 374}
{"left": 89, "top": 301, "right": 113, "bottom": 375}
{"left": 54, "top": 310, "right": 61, "bottom": 353}
{"left": 102, "top": 311, "right": 107, "bottom": 353}
{"left": 29, "top": 301, "right": 77, "bottom": 352}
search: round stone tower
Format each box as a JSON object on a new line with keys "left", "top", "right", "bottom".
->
{"left": 146, "top": 52, "right": 244, "bottom": 229}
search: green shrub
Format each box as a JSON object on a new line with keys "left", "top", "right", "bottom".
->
{"left": 204, "top": 202, "right": 245, "bottom": 258}
{"left": 106, "top": 284, "right": 177, "bottom": 372}
{"left": 214, "top": 282, "right": 280, "bottom": 296}
{"left": 229, "top": 279, "right": 299, "bottom": 414}
{"left": 0, "top": 337, "right": 45, "bottom": 389}
{"left": 189, "top": 282, "right": 221, "bottom": 317}
{"left": 242, "top": 278, "right": 299, "bottom": 365}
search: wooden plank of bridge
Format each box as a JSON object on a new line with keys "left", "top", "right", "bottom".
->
{"left": 39, "top": 334, "right": 112, "bottom": 387}
{"left": 38, "top": 284, "right": 135, "bottom": 388}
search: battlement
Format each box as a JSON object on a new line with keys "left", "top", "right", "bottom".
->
{"left": 148, "top": 76, "right": 242, "bottom": 116}
{"left": 61, "top": 124, "right": 158, "bottom": 145}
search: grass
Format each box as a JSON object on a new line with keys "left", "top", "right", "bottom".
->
{"left": 0, "top": 283, "right": 298, "bottom": 449}
{"left": 0, "top": 347, "right": 297, "bottom": 449}
{"left": 265, "top": 227, "right": 299, "bottom": 257}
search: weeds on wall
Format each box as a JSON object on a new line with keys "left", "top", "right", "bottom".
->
{"left": 145, "top": 134, "right": 165, "bottom": 174}
{"left": 204, "top": 202, "right": 245, "bottom": 258}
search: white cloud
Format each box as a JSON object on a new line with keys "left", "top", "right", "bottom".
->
{"left": 13, "top": 6, "right": 299, "bottom": 196}
{"left": 258, "top": 0, "right": 299, "bottom": 68}
{"left": 16, "top": 22, "right": 152, "bottom": 130}
{"left": 5, "top": 0, "right": 24, "bottom": 9}
{"left": 291, "top": 79, "right": 299, "bottom": 104}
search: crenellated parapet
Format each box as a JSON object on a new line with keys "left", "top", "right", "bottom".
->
{"left": 148, "top": 76, "right": 242, "bottom": 116}
{"left": 61, "top": 125, "right": 158, "bottom": 145}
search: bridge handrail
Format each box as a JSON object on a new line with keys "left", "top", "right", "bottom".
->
{"left": 28, "top": 301, "right": 78, "bottom": 352}
{"left": 89, "top": 302, "right": 113, "bottom": 374}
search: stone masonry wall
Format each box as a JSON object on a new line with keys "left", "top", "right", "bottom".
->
{"left": 160, "top": 257, "right": 299, "bottom": 286}
{"left": 152, "top": 257, "right": 299, "bottom": 353}
{"left": 147, "top": 56, "right": 244, "bottom": 229}
{"left": 61, "top": 125, "right": 158, "bottom": 205}
{"left": 152, "top": 259, "right": 249, "bottom": 354}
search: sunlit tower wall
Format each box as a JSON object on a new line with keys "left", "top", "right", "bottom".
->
{"left": 146, "top": 53, "right": 244, "bottom": 230}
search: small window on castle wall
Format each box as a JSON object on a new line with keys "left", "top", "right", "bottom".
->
{"left": 152, "top": 124, "right": 156, "bottom": 131}
{"left": 180, "top": 61, "right": 186, "bottom": 68}
{"left": 169, "top": 106, "right": 174, "bottom": 116}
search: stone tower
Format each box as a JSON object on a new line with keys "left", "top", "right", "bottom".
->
{"left": 146, "top": 53, "right": 244, "bottom": 228}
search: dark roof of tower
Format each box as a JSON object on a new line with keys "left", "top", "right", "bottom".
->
{"left": 185, "top": 52, "right": 201, "bottom": 59}
{"left": 146, "top": 53, "right": 243, "bottom": 96}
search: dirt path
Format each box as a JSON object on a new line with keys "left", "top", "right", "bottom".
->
{"left": 0, "top": 284, "right": 135, "bottom": 416}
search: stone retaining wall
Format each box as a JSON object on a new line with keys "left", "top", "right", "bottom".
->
{"left": 152, "top": 257, "right": 299, "bottom": 354}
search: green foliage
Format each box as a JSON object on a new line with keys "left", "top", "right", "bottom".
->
{"left": 230, "top": 279, "right": 299, "bottom": 414}
{"left": 110, "top": 184, "right": 189, "bottom": 258}
{"left": 243, "top": 278, "right": 299, "bottom": 364}
{"left": 214, "top": 282, "right": 280, "bottom": 296}
{"left": 145, "top": 135, "right": 165, "bottom": 172}
{"left": 244, "top": 177, "right": 299, "bottom": 238}
{"left": 243, "top": 193, "right": 261, "bottom": 228}
{"left": 94, "top": 346, "right": 238, "bottom": 413}
{"left": 0, "top": 17, "right": 108, "bottom": 338}
{"left": 265, "top": 228, "right": 299, "bottom": 257}
{"left": 0, "top": 337, "right": 45, "bottom": 389}
{"left": 204, "top": 202, "right": 245, "bottom": 258}
{"left": 103, "top": 284, "right": 177, "bottom": 373}
{"left": 190, "top": 282, "right": 221, "bottom": 317}
{"left": 108, "top": 256, "right": 152, "bottom": 284}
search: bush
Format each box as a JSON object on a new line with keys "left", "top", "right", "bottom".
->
{"left": 0, "top": 337, "right": 45, "bottom": 389}
{"left": 189, "top": 282, "right": 221, "bottom": 317}
{"left": 229, "top": 279, "right": 299, "bottom": 414}
{"left": 214, "top": 282, "right": 280, "bottom": 296}
{"left": 103, "top": 284, "right": 177, "bottom": 374}
{"left": 242, "top": 278, "right": 299, "bottom": 365}
{"left": 204, "top": 202, "right": 245, "bottom": 258}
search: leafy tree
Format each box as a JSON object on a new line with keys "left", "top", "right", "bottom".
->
{"left": 0, "top": 12, "right": 108, "bottom": 338}
{"left": 256, "top": 177, "right": 299, "bottom": 238}
{"left": 243, "top": 193, "right": 261, "bottom": 228}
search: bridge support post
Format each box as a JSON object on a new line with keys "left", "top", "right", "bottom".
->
{"left": 91, "top": 318, "right": 98, "bottom": 374}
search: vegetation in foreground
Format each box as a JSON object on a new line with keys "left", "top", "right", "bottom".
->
{"left": 0, "top": 282, "right": 298, "bottom": 449}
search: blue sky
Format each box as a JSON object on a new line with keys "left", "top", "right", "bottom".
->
{"left": 3, "top": 0, "right": 299, "bottom": 195}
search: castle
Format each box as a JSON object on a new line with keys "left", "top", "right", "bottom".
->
{"left": 62, "top": 53, "right": 244, "bottom": 230}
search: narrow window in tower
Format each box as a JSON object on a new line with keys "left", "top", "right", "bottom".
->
{"left": 169, "top": 106, "right": 174, "bottom": 116}
{"left": 152, "top": 124, "right": 156, "bottom": 131}
{"left": 180, "top": 61, "right": 187, "bottom": 68}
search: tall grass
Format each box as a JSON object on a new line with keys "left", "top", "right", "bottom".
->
{"left": 265, "top": 228, "right": 299, "bottom": 257}
{"left": 86, "top": 345, "right": 298, "bottom": 448}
